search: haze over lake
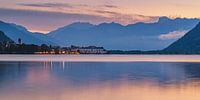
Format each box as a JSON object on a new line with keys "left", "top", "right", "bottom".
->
{"left": 0, "top": 55, "right": 200, "bottom": 100}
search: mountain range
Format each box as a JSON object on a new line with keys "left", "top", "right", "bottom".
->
{"left": 0, "top": 17, "right": 200, "bottom": 50}
{"left": 48, "top": 17, "right": 200, "bottom": 50}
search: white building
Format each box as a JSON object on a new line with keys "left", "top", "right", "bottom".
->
{"left": 70, "top": 45, "right": 107, "bottom": 54}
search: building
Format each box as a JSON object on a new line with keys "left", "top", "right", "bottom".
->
{"left": 78, "top": 46, "right": 107, "bottom": 54}
{"left": 69, "top": 45, "right": 107, "bottom": 54}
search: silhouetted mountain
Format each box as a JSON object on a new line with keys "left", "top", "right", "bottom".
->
{"left": 48, "top": 17, "right": 200, "bottom": 50}
{"left": 164, "top": 22, "right": 200, "bottom": 54}
{"left": 0, "top": 17, "right": 199, "bottom": 50}
{"left": 0, "top": 30, "right": 13, "bottom": 42}
{"left": 0, "top": 21, "right": 57, "bottom": 45}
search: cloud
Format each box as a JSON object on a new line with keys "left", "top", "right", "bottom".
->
{"left": 18, "top": 3, "right": 72, "bottom": 8}
{"left": 111, "top": 14, "right": 158, "bottom": 24}
{"left": 16, "top": 3, "right": 158, "bottom": 25}
{"left": 159, "top": 30, "right": 188, "bottom": 40}
{"left": 18, "top": 3, "right": 74, "bottom": 8}
{"left": 18, "top": 3, "right": 118, "bottom": 9}
{"left": 94, "top": 10, "right": 119, "bottom": 15}
{"left": 102, "top": 5, "right": 118, "bottom": 8}
{"left": 94, "top": 10, "right": 158, "bottom": 24}
{"left": 17, "top": 3, "right": 121, "bottom": 17}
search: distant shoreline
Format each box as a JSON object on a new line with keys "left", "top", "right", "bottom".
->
{"left": 0, "top": 54, "right": 200, "bottom": 62}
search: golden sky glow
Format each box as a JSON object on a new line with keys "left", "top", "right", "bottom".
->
{"left": 2, "top": 0, "right": 200, "bottom": 17}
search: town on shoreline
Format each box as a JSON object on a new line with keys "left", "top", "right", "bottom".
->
{"left": 0, "top": 39, "right": 107, "bottom": 54}
{"left": 0, "top": 38, "right": 193, "bottom": 55}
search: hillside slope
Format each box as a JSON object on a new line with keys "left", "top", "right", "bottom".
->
{"left": 164, "top": 22, "right": 200, "bottom": 53}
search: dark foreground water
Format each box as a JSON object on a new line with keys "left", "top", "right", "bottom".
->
{"left": 0, "top": 61, "right": 200, "bottom": 100}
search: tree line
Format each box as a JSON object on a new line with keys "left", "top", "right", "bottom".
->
{"left": 0, "top": 41, "right": 61, "bottom": 54}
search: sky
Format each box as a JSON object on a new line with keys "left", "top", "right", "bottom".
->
{"left": 0, "top": 0, "right": 200, "bottom": 33}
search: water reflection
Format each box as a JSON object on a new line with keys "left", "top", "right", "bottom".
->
{"left": 0, "top": 62, "right": 200, "bottom": 100}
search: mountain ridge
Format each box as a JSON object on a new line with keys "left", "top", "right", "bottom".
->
{"left": 0, "top": 30, "right": 13, "bottom": 42}
{"left": 164, "top": 22, "right": 200, "bottom": 53}
{"left": 0, "top": 17, "right": 199, "bottom": 50}
{"left": 0, "top": 21, "right": 57, "bottom": 46}
{"left": 47, "top": 17, "right": 200, "bottom": 50}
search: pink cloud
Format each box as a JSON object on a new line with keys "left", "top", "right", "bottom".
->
{"left": 159, "top": 30, "right": 188, "bottom": 40}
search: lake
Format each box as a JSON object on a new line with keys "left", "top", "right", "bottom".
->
{"left": 0, "top": 55, "right": 200, "bottom": 100}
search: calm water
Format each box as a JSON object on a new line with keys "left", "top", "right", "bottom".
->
{"left": 0, "top": 61, "right": 200, "bottom": 100}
